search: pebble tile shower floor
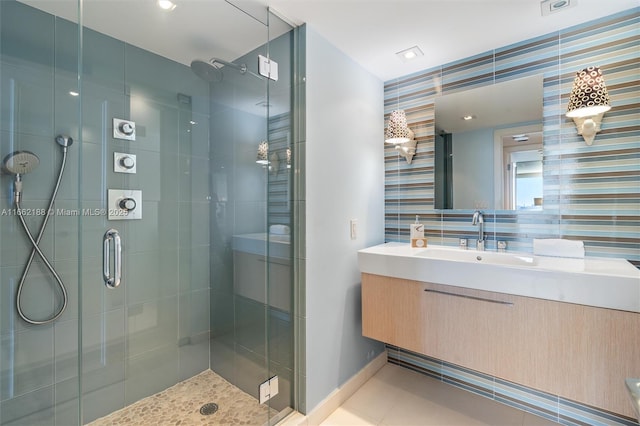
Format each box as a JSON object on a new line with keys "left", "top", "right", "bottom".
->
{"left": 88, "top": 370, "right": 277, "bottom": 425}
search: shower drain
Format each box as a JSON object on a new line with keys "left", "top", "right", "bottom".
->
{"left": 200, "top": 402, "right": 219, "bottom": 416}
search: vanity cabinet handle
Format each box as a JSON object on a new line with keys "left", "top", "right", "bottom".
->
{"left": 424, "top": 289, "right": 513, "bottom": 306}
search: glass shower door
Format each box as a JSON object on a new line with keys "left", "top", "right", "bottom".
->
{"left": 0, "top": 1, "right": 82, "bottom": 424}
{"left": 0, "top": 1, "right": 296, "bottom": 424}
{"left": 77, "top": 8, "right": 213, "bottom": 423}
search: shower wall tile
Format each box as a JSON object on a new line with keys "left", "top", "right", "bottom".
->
{"left": 82, "top": 29, "right": 125, "bottom": 93}
{"left": 53, "top": 200, "right": 81, "bottom": 261}
{"left": 2, "top": 263, "right": 56, "bottom": 326}
{"left": 234, "top": 344, "right": 268, "bottom": 400}
{"left": 126, "top": 251, "right": 179, "bottom": 305}
{"left": 53, "top": 318, "right": 79, "bottom": 384}
{"left": 0, "top": 384, "right": 54, "bottom": 425}
{"left": 233, "top": 201, "right": 267, "bottom": 235}
{"left": 129, "top": 96, "right": 180, "bottom": 155}
{"left": 0, "top": 325, "right": 54, "bottom": 398}
{"left": 188, "top": 112, "right": 210, "bottom": 159}
{"left": 81, "top": 309, "right": 125, "bottom": 381}
{"left": 0, "top": 2, "right": 54, "bottom": 65}
{"left": 179, "top": 289, "right": 210, "bottom": 340}
{"left": 209, "top": 332, "right": 235, "bottom": 379}
{"left": 80, "top": 256, "right": 124, "bottom": 316}
{"left": 178, "top": 247, "right": 210, "bottom": 293}
{"left": 0, "top": 209, "right": 53, "bottom": 270}
{"left": 79, "top": 84, "right": 126, "bottom": 146}
{"left": 50, "top": 259, "right": 79, "bottom": 322}
{"left": 235, "top": 296, "right": 267, "bottom": 356}
{"left": 81, "top": 377, "right": 124, "bottom": 425}
{"left": 53, "top": 78, "right": 81, "bottom": 145}
{"left": 0, "top": 60, "right": 54, "bottom": 141}
{"left": 54, "top": 376, "right": 80, "bottom": 426}
{"left": 182, "top": 202, "right": 210, "bottom": 248}
{"left": 125, "top": 344, "right": 179, "bottom": 406}
{"left": 184, "top": 155, "right": 211, "bottom": 202}
{"left": 125, "top": 151, "right": 162, "bottom": 201}
{"left": 178, "top": 331, "right": 209, "bottom": 382}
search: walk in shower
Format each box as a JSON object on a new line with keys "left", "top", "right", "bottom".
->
{"left": 0, "top": 0, "right": 297, "bottom": 424}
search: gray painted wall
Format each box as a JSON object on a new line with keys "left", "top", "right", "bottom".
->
{"left": 303, "top": 26, "right": 386, "bottom": 413}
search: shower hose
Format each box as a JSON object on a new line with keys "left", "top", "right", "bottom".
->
{"left": 15, "top": 150, "right": 69, "bottom": 325}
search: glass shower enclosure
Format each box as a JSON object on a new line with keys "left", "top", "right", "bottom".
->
{"left": 0, "top": 0, "right": 296, "bottom": 424}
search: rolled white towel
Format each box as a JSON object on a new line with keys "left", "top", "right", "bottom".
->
{"left": 269, "top": 224, "right": 290, "bottom": 235}
{"left": 533, "top": 238, "right": 584, "bottom": 258}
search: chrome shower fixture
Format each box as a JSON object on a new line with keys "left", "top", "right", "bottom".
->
{"left": 2, "top": 150, "right": 40, "bottom": 175}
{"left": 55, "top": 134, "right": 73, "bottom": 149}
{"left": 190, "top": 57, "right": 262, "bottom": 82}
{"left": 5, "top": 135, "right": 73, "bottom": 325}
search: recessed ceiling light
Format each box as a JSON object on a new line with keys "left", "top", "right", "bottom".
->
{"left": 396, "top": 46, "right": 423, "bottom": 63}
{"left": 540, "top": 0, "right": 574, "bottom": 16}
{"left": 157, "top": 0, "right": 177, "bottom": 11}
{"left": 461, "top": 115, "right": 476, "bottom": 121}
{"left": 69, "top": 91, "right": 79, "bottom": 97}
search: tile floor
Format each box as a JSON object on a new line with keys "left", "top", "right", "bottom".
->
{"left": 320, "top": 364, "right": 558, "bottom": 426}
{"left": 87, "top": 369, "right": 278, "bottom": 425}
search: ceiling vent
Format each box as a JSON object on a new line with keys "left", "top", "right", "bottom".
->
{"left": 540, "top": 0, "right": 575, "bottom": 16}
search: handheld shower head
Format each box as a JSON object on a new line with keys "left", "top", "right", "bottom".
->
{"left": 3, "top": 151, "right": 40, "bottom": 175}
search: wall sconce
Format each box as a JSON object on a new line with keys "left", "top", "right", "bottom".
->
{"left": 566, "top": 66, "right": 611, "bottom": 145}
{"left": 385, "top": 109, "right": 417, "bottom": 164}
{"left": 256, "top": 140, "right": 269, "bottom": 165}
{"left": 256, "top": 140, "right": 279, "bottom": 174}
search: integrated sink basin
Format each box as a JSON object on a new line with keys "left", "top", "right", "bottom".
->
{"left": 416, "top": 247, "right": 537, "bottom": 268}
{"left": 626, "top": 378, "right": 640, "bottom": 422}
{"left": 358, "top": 243, "right": 640, "bottom": 312}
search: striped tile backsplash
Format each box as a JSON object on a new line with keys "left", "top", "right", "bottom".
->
{"left": 384, "top": 8, "right": 639, "bottom": 266}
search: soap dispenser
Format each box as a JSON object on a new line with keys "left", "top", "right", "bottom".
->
{"left": 410, "top": 215, "right": 427, "bottom": 248}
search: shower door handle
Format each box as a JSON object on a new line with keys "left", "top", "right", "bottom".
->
{"left": 103, "top": 229, "right": 122, "bottom": 289}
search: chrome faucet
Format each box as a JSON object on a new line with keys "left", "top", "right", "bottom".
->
{"left": 471, "top": 210, "right": 485, "bottom": 251}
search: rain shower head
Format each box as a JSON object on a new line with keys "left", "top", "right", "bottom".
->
{"left": 190, "top": 57, "right": 248, "bottom": 82}
{"left": 3, "top": 151, "right": 40, "bottom": 175}
{"left": 190, "top": 59, "right": 224, "bottom": 82}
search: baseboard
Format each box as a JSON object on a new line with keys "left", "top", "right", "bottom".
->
{"left": 282, "top": 351, "right": 387, "bottom": 426}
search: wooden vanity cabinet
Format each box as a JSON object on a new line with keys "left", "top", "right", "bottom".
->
{"left": 361, "top": 273, "right": 640, "bottom": 419}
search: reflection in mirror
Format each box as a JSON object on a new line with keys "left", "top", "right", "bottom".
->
{"left": 434, "top": 75, "right": 543, "bottom": 210}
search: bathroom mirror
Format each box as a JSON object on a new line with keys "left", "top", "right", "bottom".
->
{"left": 434, "top": 74, "right": 544, "bottom": 210}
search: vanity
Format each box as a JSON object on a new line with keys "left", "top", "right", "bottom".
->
{"left": 359, "top": 243, "right": 640, "bottom": 419}
{"left": 232, "top": 232, "right": 291, "bottom": 312}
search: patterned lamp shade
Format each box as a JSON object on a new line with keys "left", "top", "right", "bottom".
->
{"left": 385, "top": 109, "right": 413, "bottom": 144}
{"left": 566, "top": 66, "right": 611, "bottom": 118}
{"left": 256, "top": 140, "right": 269, "bottom": 164}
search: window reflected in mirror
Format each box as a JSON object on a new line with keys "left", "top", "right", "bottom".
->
{"left": 434, "top": 75, "right": 543, "bottom": 210}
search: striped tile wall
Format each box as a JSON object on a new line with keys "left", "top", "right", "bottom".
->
{"left": 384, "top": 8, "right": 640, "bottom": 266}
{"left": 268, "top": 112, "right": 292, "bottom": 227}
{"left": 387, "top": 345, "right": 640, "bottom": 426}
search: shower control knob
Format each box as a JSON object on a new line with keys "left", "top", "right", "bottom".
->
{"left": 119, "top": 198, "right": 137, "bottom": 212}
{"left": 119, "top": 122, "right": 135, "bottom": 136}
{"left": 119, "top": 156, "right": 135, "bottom": 169}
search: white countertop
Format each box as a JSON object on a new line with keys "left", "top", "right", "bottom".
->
{"left": 358, "top": 243, "right": 640, "bottom": 313}
{"left": 232, "top": 232, "right": 290, "bottom": 258}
